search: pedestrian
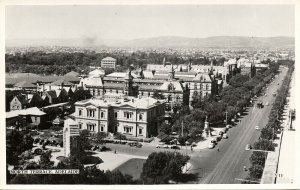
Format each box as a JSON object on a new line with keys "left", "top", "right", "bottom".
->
{"left": 114, "top": 149, "right": 117, "bottom": 154}
{"left": 191, "top": 146, "right": 193, "bottom": 152}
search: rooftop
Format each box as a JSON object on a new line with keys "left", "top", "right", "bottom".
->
{"left": 75, "top": 96, "right": 165, "bottom": 109}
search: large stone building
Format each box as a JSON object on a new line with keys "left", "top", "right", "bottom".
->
{"left": 80, "top": 62, "right": 222, "bottom": 108}
{"left": 72, "top": 95, "right": 166, "bottom": 138}
{"left": 101, "top": 57, "right": 117, "bottom": 69}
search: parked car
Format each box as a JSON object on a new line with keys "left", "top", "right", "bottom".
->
{"left": 156, "top": 142, "right": 165, "bottom": 148}
{"left": 170, "top": 145, "right": 180, "bottom": 150}
{"left": 223, "top": 134, "right": 228, "bottom": 139}
{"left": 245, "top": 144, "right": 252, "bottom": 150}
{"left": 208, "top": 143, "right": 215, "bottom": 149}
{"left": 135, "top": 143, "right": 143, "bottom": 148}
{"left": 32, "top": 147, "right": 43, "bottom": 155}
{"left": 98, "top": 146, "right": 110, "bottom": 152}
{"left": 211, "top": 138, "right": 217, "bottom": 144}
{"left": 163, "top": 144, "right": 170, "bottom": 149}
{"left": 255, "top": 126, "right": 260, "bottom": 130}
{"left": 226, "top": 125, "right": 232, "bottom": 129}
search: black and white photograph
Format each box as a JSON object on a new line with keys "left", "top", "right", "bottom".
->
{"left": 1, "top": 0, "right": 298, "bottom": 188}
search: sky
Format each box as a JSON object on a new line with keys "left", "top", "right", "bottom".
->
{"left": 5, "top": 5, "right": 295, "bottom": 40}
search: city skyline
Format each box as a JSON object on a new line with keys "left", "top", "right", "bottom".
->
{"left": 6, "top": 5, "right": 295, "bottom": 42}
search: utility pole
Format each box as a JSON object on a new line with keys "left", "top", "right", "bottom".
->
{"left": 225, "top": 111, "right": 228, "bottom": 124}
{"left": 181, "top": 120, "right": 184, "bottom": 136}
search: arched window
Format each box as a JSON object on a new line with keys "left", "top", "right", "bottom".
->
{"left": 79, "top": 110, "right": 82, "bottom": 116}
{"left": 139, "top": 114, "right": 143, "bottom": 120}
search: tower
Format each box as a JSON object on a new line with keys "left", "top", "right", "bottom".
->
{"left": 63, "top": 119, "right": 80, "bottom": 157}
{"left": 124, "top": 68, "right": 133, "bottom": 96}
{"left": 137, "top": 66, "right": 144, "bottom": 79}
{"left": 168, "top": 64, "right": 175, "bottom": 80}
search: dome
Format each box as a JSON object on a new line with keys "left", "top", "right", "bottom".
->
{"left": 89, "top": 68, "right": 105, "bottom": 78}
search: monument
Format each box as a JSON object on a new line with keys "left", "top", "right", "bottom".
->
{"left": 63, "top": 118, "right": 80, "bottom": 157}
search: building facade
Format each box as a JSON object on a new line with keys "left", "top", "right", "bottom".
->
{"left": 101, "top": 57, "right": 117, "bottom": 69}
{"left": 80, "top": 64, "right": 220, "bottom": 108}
{"left": 72, "top": 95, "right": 166, "bottom": 138}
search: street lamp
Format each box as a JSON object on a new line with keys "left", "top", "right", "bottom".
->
{"left": 185, "top": 141, "right": 189, "bottom": 173}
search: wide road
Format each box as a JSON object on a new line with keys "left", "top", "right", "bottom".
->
{"left": 188, "top": 66, "right": 288, "bottom": 184}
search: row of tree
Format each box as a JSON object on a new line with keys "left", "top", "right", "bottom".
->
{"left": 6, "top": 51, "right": 225, "bottom": 75}
{"left": 244, "top": 60, "right": 294, "bottom": 183}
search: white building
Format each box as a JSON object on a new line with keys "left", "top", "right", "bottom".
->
{"left": 72, "top": 95, "right": 166, "bottom": 138}
{"left": 101, "top": 57, "right": 117, "bottom": 69}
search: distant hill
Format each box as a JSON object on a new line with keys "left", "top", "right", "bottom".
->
{"left": 6, "top": 36, "right": 294, "bottom": 49}
{"left": 118, "top": 36, "right": 295, "bottom": 49}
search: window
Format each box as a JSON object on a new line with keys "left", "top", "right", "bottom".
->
{"left": 124, "top": 126, "right": 132, "bottom": 133}
{"left": 100, "top": 125, "right": 104, "bottom": 132}
{"left": 79, "top": 123, "right": 82, "bottom": 129}
{"left": 98, "top": 89, "right": 100, "bottom": 95}
{"left": 79, "top": 110, "right": 82, "bottom": 116}
{"left": 115, "top": 112, "right": 118, "bottom": 118}
{"left": 87, "top": 124, "right": 95, "bottom": 132}
{"left": 139, "top": 128, "right": 143, "bottom": 135}
{"left": 92, "top": 89, "right": 95, "bottom": 96}
{"left": 139, "top": 114, "right": 143, "bottom": 120}
{"left": 148, "top": 92, "right": 151, "bottom": 97}
{"left": 101, "top": 112, "right": 104, "bottom": 118}
{"left": 34, "top": 117, "right": 38, "bottom": 122}
{"left": 116, "top": 90, "right": 118, "bottom": 94}
{"left": 87, "top": 109, "right": 95, "bottom": 118}
{"left": 124, "top": 112, "right": 132, "bottom": 119}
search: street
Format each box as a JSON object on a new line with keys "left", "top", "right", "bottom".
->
{"left": 189, "top": 66, "right": 289, "bottom": 184}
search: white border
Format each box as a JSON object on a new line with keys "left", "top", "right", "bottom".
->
{"left": 0, "top": 0, "right": 299, "bottom": 189}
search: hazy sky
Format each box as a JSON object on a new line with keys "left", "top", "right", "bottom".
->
{"left": 6, "top": 5, "right": 295, "bottom": 40}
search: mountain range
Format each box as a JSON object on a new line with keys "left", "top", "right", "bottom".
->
{"left": 6, "top": 36, "right": 294, "bottom": 49}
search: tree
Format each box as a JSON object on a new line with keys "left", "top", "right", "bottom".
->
{"left": 250, "top": 151, "right": 267, "bottom": 166}
{"left": 105, "top": 170, "right": 134, "bottom": 184}
{"left": 39, "top": 150, "right": 54, "bottom": 169}
{"left": 141, "top": 152, "right": 189, "bottom": 184}
{"left": 94, "top": 132, "right": 107, "bottom": 143}
{"left": 249, "top": 164, "right": 264, "bottom": 180}
{"left": 260, "top": 127, "right": 275, "bottom": 140}
{"left": 253, "top": 139, "right": 275, "bottom": 151}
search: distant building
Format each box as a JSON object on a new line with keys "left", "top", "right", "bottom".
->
{"left": 6, "top": 107, "right": 46, "bottom": 129}
{"left": 81, "top": 63, "right": 221, "bottom": 107}
{"left": 10, "top": 95, "right": 28, "bottom": 111}
{"left": 101, "top": 57, "right": 117, "bottom": 69}
{"left": 72, "top": 95, "right": 166, "bottom": 138}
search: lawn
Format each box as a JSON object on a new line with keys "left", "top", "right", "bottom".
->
{"left": 113, "top": 158, "right": 146, "bottom": 180}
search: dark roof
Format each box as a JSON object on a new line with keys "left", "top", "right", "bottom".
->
{"left": 15, "top": 95, "right": 28, "bottom": 105}
{"left": 50, "top": 79, "right": 74, "bottom": 86}
{"left": 46, "top": 90, "right": 58, "bottom": 99}
{"left": 6, "top": 75, "right": 80, "bottom": 86}
{"left": 64, "top": 71, "right": 79, "bottom": 77}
